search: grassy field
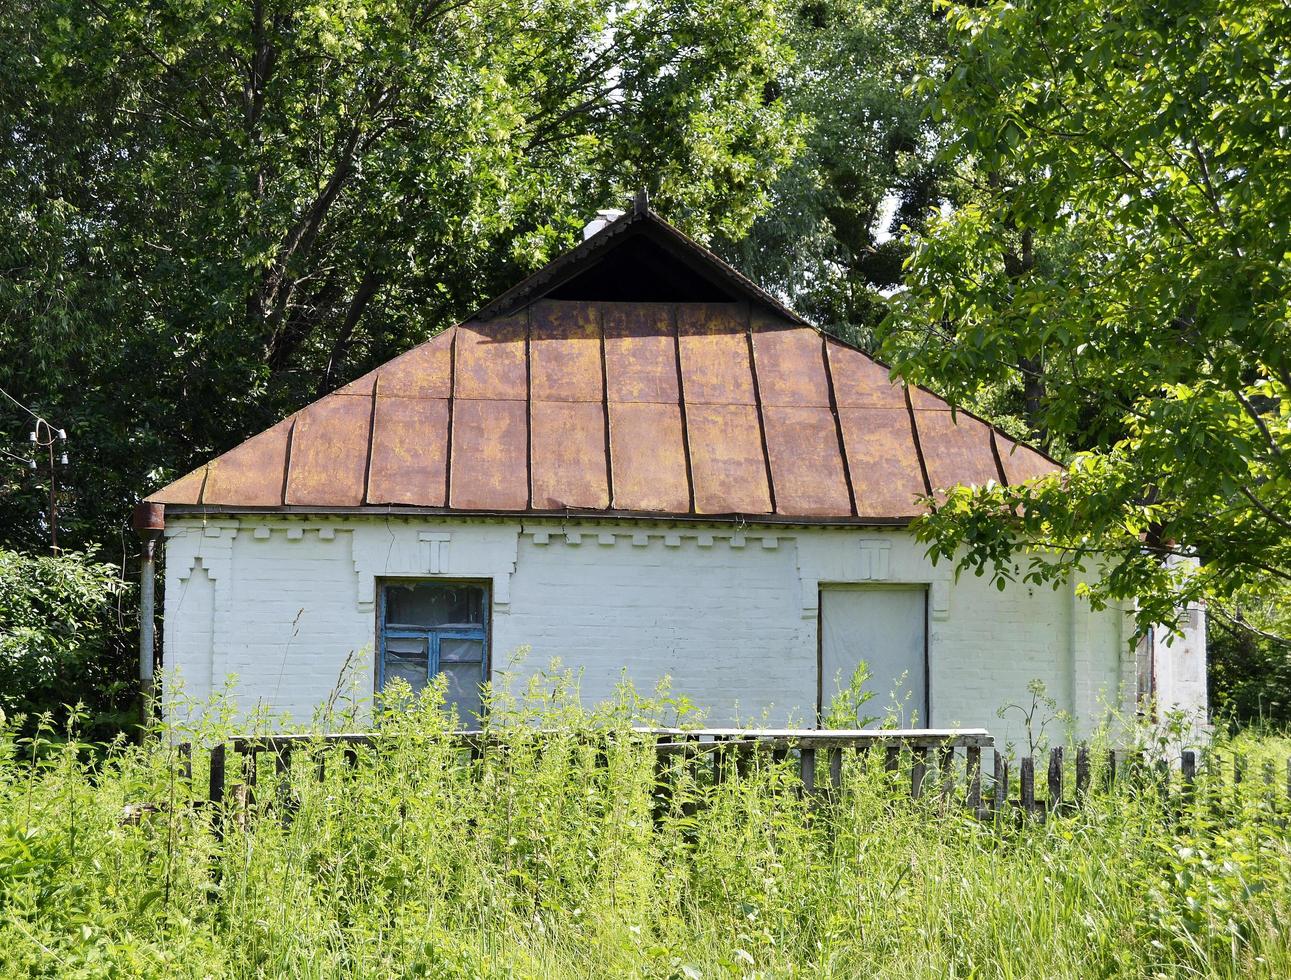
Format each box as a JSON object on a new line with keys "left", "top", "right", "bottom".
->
{"left": 1, "top": 685, "right": 1289, "bottom": 979}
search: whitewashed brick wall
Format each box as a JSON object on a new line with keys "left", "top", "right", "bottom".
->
{"left": 160, "top": 517, "right": 1206, "bottom": 745}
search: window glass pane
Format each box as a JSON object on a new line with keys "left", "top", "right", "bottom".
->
{"left": 384, "top": 636, "right": 429, "bottom": 694}
{"left": 439, "top": 637, "right": 484, "bottom": 663}
{"left": 440, "top": 661, "right": 484, "bottom": 724}
{"left": 386, "top": 583, "right": 484, "bottom": 627}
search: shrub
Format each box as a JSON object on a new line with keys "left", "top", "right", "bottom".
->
{"left": 0, "top": 548, "right": 135, "bottom": 737}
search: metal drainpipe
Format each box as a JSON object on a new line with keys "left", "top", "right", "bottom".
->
{"left": 131, "top": 501, "right": 165, "bottom": 724}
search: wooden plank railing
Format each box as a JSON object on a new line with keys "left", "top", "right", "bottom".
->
{"left": 168, "top": 730, "right": 1291, "bottom": 841}
{"left": 186, "top": 728, "right": 990, "bottom": 837}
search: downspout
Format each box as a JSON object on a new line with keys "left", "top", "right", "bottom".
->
{"left": 131, "top": 501, "right": 165, "bottom": 724}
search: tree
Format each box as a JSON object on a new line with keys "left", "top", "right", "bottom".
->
{"left": 719, "top": 0, "right": 950, "bottom": 346}
{"left": 881, "top": 0, "right": 1291, "bottom": 634}
{"left": 0, "top": 0, "right": 797, "bottom": 549}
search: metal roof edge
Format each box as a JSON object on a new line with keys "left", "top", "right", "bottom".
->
{"left": 158, "top": 504, "right": 920, "bottom": 529}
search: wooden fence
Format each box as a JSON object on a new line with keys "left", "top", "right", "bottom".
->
{"left": 170, "top": 729, "right": 1291, "bottom": 838}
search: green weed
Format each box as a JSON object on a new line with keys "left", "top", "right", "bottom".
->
{"left": 0, "top": 677, "right": 1288, "bottom": 978}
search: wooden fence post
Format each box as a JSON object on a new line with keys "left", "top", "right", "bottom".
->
{"left": 939, "top": 745, "right": 955, "bottom": 807}
{"left": 179, "top": 742, "right": 193, "bottom": 786}
{"left": 208, "top": 743, "right": 226, "bottom": 843}
{"left": 275, "top": 746, "right": 293, "bottom": 816}
{"left": 1075, "top": 744, "right": 1090, "bottom": 800}
{"left": 992, "top": 751, "right": 1008, "bottom": 821}
{"left": 241, "top": 747, "right": 258, "bottom": 828}
{"left": 1105, "top": 749, "right": 1117, "bottom": 791}
{"left": 828, "top": 747, "right": 843, "bottom": 795}
{"left": 799, "top": 746, "right": 817, "bottom": 797}
{"left": 1208, "top": 748, "right": 1218, "bottom": 810}
{"left": 911, "top": 747, "right": 928, "bottom": 800}
{"left": 1181, "top": 750, "right": 1197, "bottom": 808}
{"left": 1155, "top": 759, "right": 1170, "bottom": 807}
{"left": 712, "top": 737, "right": 727, "bottom": 786}
{"left": 966, "top": 746, "right": 982, "bottom": 815}
{"left": 1020, "top": 756, "right": 1036, "bottom": 817}
{"left": 1048, "top": 747, "right": 1064, "bottom": 814}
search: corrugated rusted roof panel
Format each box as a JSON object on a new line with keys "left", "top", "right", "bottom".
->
{"left": 907, "top": 385, "right": 946, "bottom": 411}
{"left": 530, "top": 400, "right": 609, "bottom": 509}
{"left": 838, "top": 407, "right": 928, "bottom": 518}
{"left": 752, "top": 315, "right": 830, "bottom": 408}
{"left": 200, "top": 416, "right": 294, "bottom": 507}
{"left": 603, "top": 302, "right": 690, "bottom": 512}
{"left": 677, "top": 303, "right": 756, "bottom": 405}
{"left": 529, "top": 301, "right": 602, "bottom": 401}
{"left": 146, "top": 465, "right": 205, "bottom": 505}
{"left": 603, "top": 303, "right": 679, "bottom": 403}
{"left": 763, "top": 406, "right": 852, "bottom": 516}
{"left": 825, "top": 340, "right": 906, "bottom": 408}
{"left": 370, "top": 329, "right": 454, "bottom": 399}
{"left": 367, "top": 395, "right": 449, "bottom": 505}
{"left": 915, "top": 410, "right": 1004, "bottom": 493}
{"left": 454, "top": 316, "right": 527, "bottom": 400}
{"left": 448, "top": 398, "right": 528, "bottom": 510}
{"left": 285, "top": 395, "right": 371, "bottom": 506}
{"left": 685, "top": 403, "right": 772, "bottom": 514}
{"left": 996, "top": 434, "right": 1061, "bottom": 486}
{"left": 608, "top": 401, "right": 690, "bottom": 512}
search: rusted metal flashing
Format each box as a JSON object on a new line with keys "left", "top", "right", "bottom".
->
{"left": 361, "top": 374, "right": 378, "bottom": 505}
{"left": 597, "top": 307, "right": 614, "bottom": 508}
{"left": 820, "top": 335, "right": 858, "bottom": 517}
{"left": 988, "top": 428, "right": 1009, "bottom": 487}
{"left": 444, "top": 327, "right": 457, "bottom": 506}
{"left": 904, "top": 386, "right": 934, "bottom": 499}
{"left": 745, "top": 305, "right": 779, "bottom": 515}
{"left": 671, "top": 305, "right": 698, "bottom": 513}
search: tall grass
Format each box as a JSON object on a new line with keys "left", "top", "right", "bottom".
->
{"left": 1, "top": 677, "right": 1289, "bottom": 978}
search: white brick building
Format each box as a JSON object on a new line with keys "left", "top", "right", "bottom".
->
{"left": 145, "top": 205, "right": 1206, "bottom": 743}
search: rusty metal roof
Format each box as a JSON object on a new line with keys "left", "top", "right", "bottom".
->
{"left": 147, "top": 212, "right": 1059, "bottom": 522}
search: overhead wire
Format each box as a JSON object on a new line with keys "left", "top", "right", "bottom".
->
{"left": 0, "top": 446, "right": 34, "bottom": 467}
{"left": 0, "top": 385, "right": 41, "bottom": 421}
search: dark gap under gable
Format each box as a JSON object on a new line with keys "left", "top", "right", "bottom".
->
{"left": 545, "top": 235, "right": 738, "bottom": 304}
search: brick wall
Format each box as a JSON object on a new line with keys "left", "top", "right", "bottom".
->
{"left": 160, "top": 517, "right": 1206, "bottom": 744}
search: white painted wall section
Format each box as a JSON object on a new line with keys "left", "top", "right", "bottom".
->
{"left": 159, "top": 517, "right": 1207, "bottom": 745}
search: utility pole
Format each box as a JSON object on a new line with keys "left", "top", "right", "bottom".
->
{"left": 47, "top": 427, "right": 59, "bottom": 552}
{"left": 28, "top": 418, "right": 68, "bottom": 553}
{"left": 1, "top": 387, "right": 68, "bottom": 552}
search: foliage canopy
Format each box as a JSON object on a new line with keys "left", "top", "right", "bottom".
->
{"left": 883, "top": 0, "right": 1291, "bottom": 632}
{"left": 0, "top": 0, "right": 797, "bottom": 547}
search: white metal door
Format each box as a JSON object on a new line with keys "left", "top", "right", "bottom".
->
{"left": 820, "top": 587, "right": 927, "bottom": 726}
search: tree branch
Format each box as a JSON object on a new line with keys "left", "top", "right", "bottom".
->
{"left": 1209, "top": 603, "right": 1291, "bottom": 648}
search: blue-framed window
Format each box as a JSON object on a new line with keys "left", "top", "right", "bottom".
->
{"left": 378, "top": 580, "right": 489, "bottom": 723}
